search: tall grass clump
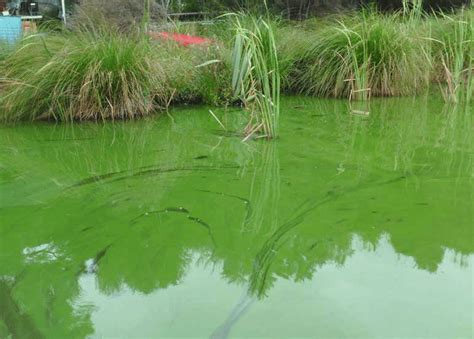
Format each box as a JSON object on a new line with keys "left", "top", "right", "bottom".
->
{"left": 0, "top": 30, "right": 166, "bottom": 121}
{"left": 230, "top": 13, "right": 280, "bottom": 139}
{"left": 289, "top": 11, "right": 430, "bottom": 100}
{"left": 429, "top": 8, "right": 473, "bottom": 103}
{"left": 195, "top": 46, "right": 234, "bottom": 106}
{"left": 274, "top": 23, "right": 314, "bottom": 91}
{"left": 402, "top": 0, "right": 424, "bottom": 20}
{"left": 0, "top": 41, "right": 16, "bottom": 79}
{"left": 0, "top": 42, "right": 12, "bottom": 62}
{"left": 157, "top": 39, "right": 233, "bottom": 106}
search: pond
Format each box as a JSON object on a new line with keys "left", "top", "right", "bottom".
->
{"left": 0, "top": 96, "right": 472, "bottom": 338}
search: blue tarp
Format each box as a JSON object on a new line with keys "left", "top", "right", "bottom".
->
{"left": 0, "top": 16, "right": 22, "bottom": 43}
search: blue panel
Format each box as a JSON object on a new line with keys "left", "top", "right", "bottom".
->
{"left": 0, "top": 16, "right": 22, "bottom": 43}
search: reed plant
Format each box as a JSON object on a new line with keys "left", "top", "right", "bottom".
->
{"left": 229, "top": 13, "right": 280, "bottom": 139}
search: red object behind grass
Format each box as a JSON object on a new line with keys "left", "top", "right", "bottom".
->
{"left": 148, "top": 32, "right": 211, "bottom": 46}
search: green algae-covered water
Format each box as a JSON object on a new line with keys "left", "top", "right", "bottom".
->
{"left": 0, "top": 96, "right": 472, "bottom": 338}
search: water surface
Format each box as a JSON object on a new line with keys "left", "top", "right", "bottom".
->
{"left": 0, "top": 96, "right": 472, "bottom": 338}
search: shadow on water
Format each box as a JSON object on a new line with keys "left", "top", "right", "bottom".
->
{"left": 0, "top": 97, "right": 472, "bottom": 337}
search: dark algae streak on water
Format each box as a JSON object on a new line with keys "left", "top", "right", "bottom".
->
{"left": 0, "top": 96, "right": 472, "bottom": 338}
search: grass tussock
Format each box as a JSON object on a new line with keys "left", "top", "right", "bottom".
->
{"left": 0, "top": 28, "right": 233, "bottom": 121}
{"left": 162, "top": 41, "right": 233, "bottom": 106}
{"left": 0, "top": 6, "right": 472, "bottom": 123}
{"left": 429, "top": 8, "right": 473, "bottom": 103}
{"left": 287, "top": 11, "right": 431, "bottom": 100}
{"left": 0, "top": 42, "right": 13, "bottom": 62}
{"left": 0, "top": 31, "right": 165, "bottom": 121}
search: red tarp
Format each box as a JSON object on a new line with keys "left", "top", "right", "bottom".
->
{"left": 148, "top": 32, "right": 211, "bottom": 46}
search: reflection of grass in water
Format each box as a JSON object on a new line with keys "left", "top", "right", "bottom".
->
{"left": 0, "top": 278, "right": 44, "bottom": 338}
{"left": 244, "top": 141, "right": 280, "bottom": 233}
{"left": 0, "top": 119, "right": 198, "bottom": 210}
{"left": 318, "top": 98, "right": 422, "bottom": 178}
{"left": 376, "top": 97, "right": 429, "bottom": 176}
{"left": 374, "top": 98, "right": 471, "bottom": 178}
{"left": 0, "top": 120, "right": 189, "bottom": 183}
{"left": 247, "top": 174, "right": 410, "bottom": 298}
{"left": 1, "top": 101, "right": 471, "bottom": 335}
{"left": 247, "top": 98, "right": 472, "bottom": 298}
{"left": 437, "top": 103, "right": 473, "bottom": 180}
{"left": 328, "top": 96, "right": 471, "bottom": 179}
{"left": 209, "top": 141, "right": 280, "bottom": 337}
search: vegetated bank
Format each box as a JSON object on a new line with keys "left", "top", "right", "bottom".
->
{"left": 0, "top": 5, "right": 472, "bottom": 123}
